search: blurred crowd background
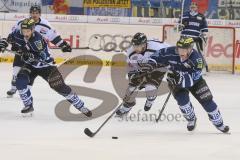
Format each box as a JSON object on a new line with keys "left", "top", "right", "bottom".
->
{"left": 0, "top": 0, "right": 240, "bottom": 20}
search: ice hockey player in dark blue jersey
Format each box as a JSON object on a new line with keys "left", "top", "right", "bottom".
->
{"left": 179, "top": 2, "right": 208, "bottom": 50}
{"left": 178, "top": 2, "right": 209, "bottom": 71}
{"left": 0, "top": 18, "right": 92, "bottom": 117}
{"left": 6, "top": 5, "right": 72, "bottom": 97}
{"left": 138, "top": 37, "right": 229, "bottom": 133}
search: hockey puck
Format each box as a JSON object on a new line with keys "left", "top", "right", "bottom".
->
{"left": 112, "top": 136, "right": 118, "bottom": 139}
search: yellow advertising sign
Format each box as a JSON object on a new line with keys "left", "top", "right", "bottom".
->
{"left": 83, "top": 0, "right": 131, "bottom": 8}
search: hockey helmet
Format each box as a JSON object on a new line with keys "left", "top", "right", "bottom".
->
{"left": 21, "top": 18, "right": 35, "bottom": 30}
{"left": 30, "top": 4, "right": 41, "bottom": 13}
{"left": 176, "top": 37, "right": 194, "bottom": 49}
{"left": 190, "top": 2, "right": 198, "bottom": 8}
{"left": 131, "top": 32, "right": 147, "bottom": 46}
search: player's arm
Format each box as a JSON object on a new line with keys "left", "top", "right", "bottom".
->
{"left": 167, "top": 57, "right": 203, "bottom": 88}
{"left": 0, "top": 30, "right": 22, "bottom": 52}
{"left": 176, "top": 12, "right": 188, "bottom": 31}
{"left": 199, "top": 15, "right": 208, "bottom": 41}
{"left": 6, "top": 31, "right": 27, "bottom": 52}
{"left": 43, "top": 21, "right": 71, "bottom": 52}
{"left": 137, "top": 48, "right": 169, "bottom": 72}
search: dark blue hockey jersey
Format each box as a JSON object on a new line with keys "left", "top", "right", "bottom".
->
{"left": 180, "top": 11, "right": 208, "bottom": 38}
{"left": 150, "top": 47, "right": 204, "bottom": 88}
{"left": 10, "top": 30, "right": 54, "bottom": 68}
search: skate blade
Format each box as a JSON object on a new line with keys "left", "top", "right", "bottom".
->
{"left": 22, "top": 112, "right": 34, "bottom": 117}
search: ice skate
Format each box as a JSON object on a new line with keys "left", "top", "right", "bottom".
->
{"left": 6, "top": 88, "right": 17, "bottom": 98}
{"left": 144, "top": 99, "right": 154, "bottom": 111}
{"left": 187, "top": 118, "right": 197, "bottom": 131}
{"left": 116, "top": 105, "right": 132, "bottom": 117}
{"left": 216, "top": 124, "right": 230, "bottom": 133}
{"left": 77, "top": 106, "right": 92, "bottom": 117}
{"left": 21, "top": 105, "right": 34, "bottom": 117}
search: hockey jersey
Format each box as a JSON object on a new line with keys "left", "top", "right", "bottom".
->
{"left": 10, "top": 30, "right": 54, "bottom": 68}
{"left": 180, "top": 11, "right": 208, "bottom": 38}
{"left": 150, "top": 46, "right": 203, "bottom": 88}
{"left": 127, "top": 40, "right": 170, "bottom": 73}
{"left": 12, "top": 17, "right": 63, "bottom": 47}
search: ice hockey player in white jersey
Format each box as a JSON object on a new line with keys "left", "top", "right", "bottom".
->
{"left": 116, "top": 32, "right": 170, "bottom": 116}
{"left": 6, "top": 5, "right": 71, "bottom": 97}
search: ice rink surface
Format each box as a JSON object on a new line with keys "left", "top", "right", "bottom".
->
{"left": 0, "top": 63, "right": 239, "bottom": 160}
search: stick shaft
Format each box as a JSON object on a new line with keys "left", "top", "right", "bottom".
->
{"left": 156, "top": 92, "right": 171, "bottom": 122}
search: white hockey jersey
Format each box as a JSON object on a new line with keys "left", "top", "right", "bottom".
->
{"left": 126, "top": 40, "right": 171, "bottom": 72}
{"left": 11, "top": 17, "right": 63, "bottom": 47}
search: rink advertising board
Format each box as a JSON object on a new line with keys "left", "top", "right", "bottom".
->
{"left": 83, "top": 0, "right": 131, "bottom": 8}
{"left": 0, "top": 13, "right": 240, "bottom": 73}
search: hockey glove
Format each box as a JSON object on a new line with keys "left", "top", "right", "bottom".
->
{"left": 137, "top": 58, "right": 157, "bottom": 73}
{"left": 128, "top": 70, "right": 145, "bottom": 81}
{"left": 0, "top": 38, "right": 8, "bottom": 52}
{"left": 174, "top": 24, "right": 185, "bottom": 32}
{"left": 167, "top": 71, "right": 183, "bottom": 87}
{"left": 60, "top": 41, "right": 72, "bottom": 52}
{"left": 21, "top": 52, "right": 35, "bottom": 63}
{"left": 6, "top": 34, "right": 20, "bottom": 52}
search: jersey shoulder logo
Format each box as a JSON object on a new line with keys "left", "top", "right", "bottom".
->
{"left": 34, "top": 40, "right": 43, "bottom": 50}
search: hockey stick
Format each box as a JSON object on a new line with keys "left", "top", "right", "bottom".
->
{"left": 156, "top": 92, "right": 171, "bottom": 122}
{"left": 84, "top": 102, "right": 124, "bottom": 138}
{"left": 177, "top": 0, "right": 185, "bottom": 33}
{"left": 196, "top": 39, "right": 209, "bottom": 72}
{"left": 84, "top": 76, "right": 146, "bottom": 138}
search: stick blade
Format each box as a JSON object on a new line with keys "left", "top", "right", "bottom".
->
{"left": 84, "top": 128, "right": 95, "bottom": 138}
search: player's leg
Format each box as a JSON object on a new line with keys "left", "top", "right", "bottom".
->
{"left": 7, "top": 55, "right": 24, "bottom": 97}
{"left": 15, "top": 64, "right": 35, "bottom": 114}
{"left": 144, "top": 71, "right": 165, "bottom": 111}
{"left": 115, "top": 72, "right": 144, "bottom": 116}
{"left": 170, "top": 84, "right": 197, "bottom": 131}
{"left": 190, "top": 78, "right": 229, "bottom": 133}
{"left": 116, "top": 85, "right": 139, "bottom": 116}
{"left": 41, "top": 66, "right": 92, "bottom": 117}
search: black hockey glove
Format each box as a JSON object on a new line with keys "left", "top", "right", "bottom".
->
{"left": 0, "top": 38, "right": 8, "bottom": 52}
{"left": 137, "top": 58, "right": 157, "bottom": 73}
{"left": 60, "top": 41, "right": 72, "bottom": 52}
{"left": 6, "top": 34, "right": 20, "bottom": 52}
{"left": 167, "top": 71, "right": 183, "bottom": 87}
{"left": 128, "top": 70, "right": 145, "bottom": 81}
{"left": 21, "top": 52, "right": 35, "bottom": 63}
